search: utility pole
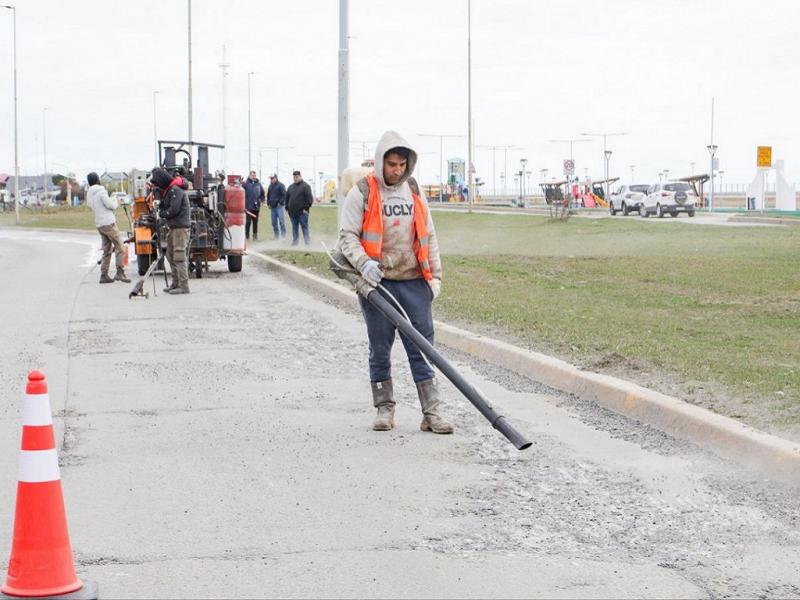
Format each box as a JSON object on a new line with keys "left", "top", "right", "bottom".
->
{"left": 707, "top": 97, "right": 716, "bottom": 211}
{"left": 300, "top": 154, "right": 333, "bottom": 199}
{"left": 152, "top": 90, "right": 161, "bottom": 166}
{"left": 418, "top": 133, "right": 465, "bottom": 201}
{"left": 337, "top": 0, "right": 350, "bottom": 187}
{"left": 247, "top": 71, "right": 256, "bottom": 172}
{"left": 187, "top": 0, "right": 193, "bottom": 154}
{"left": 630, "top": 164, "right": 635, "bottom": 181}
{"left": 42, "top": 107, "right": 48, "bottom": 203}
{"left": 350, "top": 140, "right": 375, "bottom": 164}
{"left": 261, "top": 146, "right": 295, "bottom": 181}
{"left": 3, "top": 4, "right": 19, "bottom": 224}
{"left": 466, "top": 0, "right": 474, "bottom": 213}
{"left": 581, "top": 131, "right": 627, "bottom": 200}
{"left": 219, "top": 45, "right": 230, "bottom": 173}
{"left": 478, "top": 145, "right": 515, "bottom": 197}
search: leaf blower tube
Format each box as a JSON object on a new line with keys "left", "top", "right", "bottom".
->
{"left": 329, "top": 248, "right": 532, "bottom": 451}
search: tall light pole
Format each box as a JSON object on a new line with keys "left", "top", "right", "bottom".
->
{"left": 519, "top": 158, "right": 528, "bottom": 202}
{"left": 581, "top": 131, "right": 627, "bottom": 198}
{"left": 338, "top": 0, "right": 350, "bottom": 191}
{"left": 550, "top": 137, "right": 590, "bottom": 161}
{"left": 247, "top": 71, "right": 256, "bottom": 171}
{"left": 707, "top": 144, "right": 718, "bottom": 211}
{"left": 478, "top": 144, "right": 514, "bottom": 197}
{"left": 604, "top": 150, "right": 612, "bottom": 196}
{"left": 299, "top": 153, "right": 333, "bottom": 199}
{"left": 630, "top": 164, "right": 635, "bottom": 182}
{"left": 466, "top": 0, "right": 474, "bottom": 213}
{"left": 418, "top": 133, "right": 465, "bottom": 201}
{"left": 219, "top": 45, "right": 230, "bottom": 173}
{"left": 690, "top": 161, "right": 695, "bottom": 176}
{"left": 3, "top": 4, "right": 19, "bottom": 224}
{"left": 187, "top": 0, "right": 193, "bottom": 150}
{"left": 663, "top": 168, "right": 670, "bottom": 182}
{"left": 152, "top": 90, "right": 161, "bottom": 166}
{"left": 42, "top": 107, "right": 48, "bottom": 202}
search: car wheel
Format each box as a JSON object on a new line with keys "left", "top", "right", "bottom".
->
{"left": 639, "top": 204, "right": 649, "bottom": 218}
{"left": 688, "top": 210, "right": 695, "bottom": 217}
{"left": 657, "top": 203, "right": 664, "bottom": 218}
{"left": 608, "top": 202, "right": 616, "bottom": 216}
{"left": 670, "top": 211, "right": 678, "bottom": 218}
{"left": 622, "top": 202, "right": 629, "bottom": 216}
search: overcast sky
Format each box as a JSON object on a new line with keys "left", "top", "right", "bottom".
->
{"left": 1, "top": 0, "right": 799, "bottom": 192}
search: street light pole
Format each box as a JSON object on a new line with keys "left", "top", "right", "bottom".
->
{"left": 219, "top": 45, "right": 230, "bottom": 173}
{"left": 300, "top": 154, "right": 333, "bottom": 199}
{"left": 466, "top": 0, "right": 474, "bottom": 213}
{"left": 187, "top": 0, "right": 193, "bottom": 149}
{"left": 706, "top": 144, "right": 718, "bottom": 211}
{"left": 261, "top": 146, "right": 295, "bottom": 181}
{"left": 478, "top": 145, "right": 514, "bottom": 197}
{"left": 42, "top": 107, "right": 48, "bottom": 203}
{"left": 520, "top": 158, "right": 528, "bottom": 203}
{"left": 581, "top": 131, "right": 627, "bottom": 200}
{"left": 630, "top": 164, "right": 635, "bottom": 182}
{"left": 3, "top": 4, "right": 19, "bottom": 224}
{"left": 604, "top": 150, "right": 612, "bottom": 196}
{"left": 152, "top": 90, "right": 161, "bottom": 166}
{"left": 247, "top": 71, "right": 256, "bottom": 172}
{"left": 338, "top": 0, "right": 350, "bottom": 190}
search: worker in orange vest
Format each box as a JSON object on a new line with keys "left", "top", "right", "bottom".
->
{"left": 338, "top": 130, "right": 453, "bottom": 435}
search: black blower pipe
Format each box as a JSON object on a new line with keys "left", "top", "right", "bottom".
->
{"left": 330, "top": 250, "right": 532, "bottom": 451}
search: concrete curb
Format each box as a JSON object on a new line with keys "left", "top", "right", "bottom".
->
{"left": 728, "top": 215, "right": 800, "bottom": 226}
{"left": 251, "top": 252, "right": 800, "bottom": 483}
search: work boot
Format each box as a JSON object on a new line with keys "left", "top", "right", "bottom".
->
{"left": 166, "top": 287, "right": 189, "bottom": 295}
{"left": 371, "top": 379, "right": 395, "bottom": 431}
{"left": 163, "top": 282, "right": 178, "bottom": 293}
{"left": 114, "top": 270, "right": 131, "bottom": 283}
{"left": 416, "top": 379, "right": 454, "bottom": 434}
{"left": 99, "top": 273, "right": 114, "bottom": 284}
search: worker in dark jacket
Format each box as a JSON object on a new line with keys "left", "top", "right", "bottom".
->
{"left": 242, "top": 170, "right": 265, "bottom": 240}
{"left": 266, "top": 174, "right": 287, "bottom": 240}
{"left": 285, "top": 170, "right": 314, "bottom": 246}
{"left": 151, "top": 167, "right": 191, "bottom": 295}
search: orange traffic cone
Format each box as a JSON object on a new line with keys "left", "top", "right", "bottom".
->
{"left": 2, "top": 371, "right": 97, "bottom": 599}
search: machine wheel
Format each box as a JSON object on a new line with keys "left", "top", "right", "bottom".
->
{"left": 195, "top": 257, "right": 203, "bottom": 279}
{"left": 608, "top": 202, "right": 616, "bottom": 216}
{"left": 137, "top": 253, "right": 155, "bottom": 276}
{"left": 657, "top": 204, "right": 665, "bottom": 218}
{"left": 622, "top": 202, "right": 630, "bottom": 216}
{"left": 227, "top": 255, "right": 243, "bottom": 273}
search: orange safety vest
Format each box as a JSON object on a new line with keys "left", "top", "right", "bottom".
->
{"left": 360, "top": 174, "right": 433, "bottom": 281}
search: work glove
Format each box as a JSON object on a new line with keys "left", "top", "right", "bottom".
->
{"left": 428, "top": 277, "right": 441, "bottom": 300}
{"left": 359, "top": 259, "right": 383, "bottom": 286}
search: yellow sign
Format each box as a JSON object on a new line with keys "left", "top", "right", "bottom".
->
{"left": 757, "top": 146, "right": 772, "bottom": 168}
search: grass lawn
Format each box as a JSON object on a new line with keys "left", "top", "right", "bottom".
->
{"left": 270, "top": 205, "right": 800, "bottom": 436}
{"left": 0, "top": 205, "right": 131, "bottom": 231}
{"left": 4, "top": 204, "right": 798, "bottom": 435}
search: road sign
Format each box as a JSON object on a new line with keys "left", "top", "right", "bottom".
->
{"left": 563, "top": 159, "right": 575, "bottom": 176}
{"left": 757, "top": 146, "right": 772, "bottom": 168}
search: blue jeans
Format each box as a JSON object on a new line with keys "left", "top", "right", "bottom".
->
{"left": 289, "top": 211, "right": 310, "bottom": 245}
{"left": 358, "top": 278, "right": 435, "bottom": 383}
{"left": 271, "top": 206, "right": 286, "bottom": 238}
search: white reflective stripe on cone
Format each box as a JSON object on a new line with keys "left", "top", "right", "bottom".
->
{"left": 18, "top": 449, "right": 61, "bottom": 483}
{"left": 22, "top": 393, "right": 53, "bottom": 426}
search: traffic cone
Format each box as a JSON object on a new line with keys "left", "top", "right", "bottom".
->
{"left": 2, "top": 371, "right": 97, "bottom": 599}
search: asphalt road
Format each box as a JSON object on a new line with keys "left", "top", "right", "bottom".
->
{"left": 0, "top": 229, "right": 798, "bottom": 599}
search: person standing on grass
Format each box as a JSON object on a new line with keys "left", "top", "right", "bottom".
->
{"left": 267, "top": 173, "right": 287, "bottom": 240}
{"left": 285, "top": 170, "right": 313, "bottom": 246}
{"left": 243, "top": 170, "right": 265, "bottom": 241}
{"left": 86, "top": 171, "right": 130, "bottom": 284}
{"left": 338, "top": 130, "right": 451, "bottom": 435}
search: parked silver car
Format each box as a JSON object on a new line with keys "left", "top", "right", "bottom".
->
{"left": 640, "top": 182, "right": 697, "bottom": 218}
{"left": 608, "top": 184, "right": 650, "bottom": 216}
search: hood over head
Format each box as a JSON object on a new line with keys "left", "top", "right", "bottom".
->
{"left": 150, "top": 167, "right": 173, "bottom": 189}
{"left": 87, "top": 172, "right": 100, "bottom": 186}
{"left": 373, "top": 130, "right": 417, "bottom": 188}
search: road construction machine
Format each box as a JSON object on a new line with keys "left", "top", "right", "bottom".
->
{"left": 130, "top": 141, "right": 246, "bottom": 278}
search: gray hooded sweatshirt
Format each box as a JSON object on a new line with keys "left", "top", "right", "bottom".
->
{"left": 338, "top": 130, "right": 442, "bottom": 282}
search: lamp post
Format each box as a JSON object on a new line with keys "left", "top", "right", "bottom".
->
{"left": 477, "top": 144, "right": 514, "bottom": 197}
{"left": 706, "top": 144, "right": 718, "bottom": 211}
{"left": 3, "top": 4, "right": 19, "bottom": 224}
{"left": 299, "top": 153, "right": 333, "bottom": 199}
{"left": 663, "top": 168, "right": 670, "bottom": 182}
{"left": 581, "top": 131, "right": 627, "bottom": 200}
{"left": 603, "top": 150, "right": 612, "bottom": 199}
{"left": 466, "top": 0, "right": 474, "bottom": 213}
{"left": 247, "top": 71, "right": 256, "bottom": 172}
{"left": 187, "top": 0, "right": 193, "bottom": 165}
{"left": 42, "top": 107, "right": 48, "bottom": 203}
{"left": 550, "top": 137, "right": 590, "bottom": 162}
{"left": 152, "top": 90, "right": 162, "bottom": 166}
{"left": 690, "top": 161, "right": 695, "bottom": 176}
{"left": 261, "top": 146, "right": 295, "bottom": 181}
{"left": 519, "top": 158, "right": 528, "bottom": 202}
{"left": 718, "top": 170, "right": 724, "bottom": 195}
{"left": 629, "top": 164, "right": 635, "bottom": 182}
{"left": 219, "top": 45, "right": 230, "bottom": 173}
{"left": 418, "top": 133, "right": 465, "bottom": 201}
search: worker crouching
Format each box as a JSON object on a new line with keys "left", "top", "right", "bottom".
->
{"left": 338, "top": 130, "right": 453, "bottom": 434}
{"left": 150, "top": 167, "right": 191, "bottom": 295}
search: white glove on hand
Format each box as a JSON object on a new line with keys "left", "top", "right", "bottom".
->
{"left": 428, "top": 278, "right": 441, "bottom": 300}
{"left": 359, "top": 259, "right": 383, "bottom": 286}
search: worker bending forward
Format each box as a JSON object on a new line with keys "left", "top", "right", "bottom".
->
{"left": 151, "top": 167, "right": 191, "bottom": 295}
{"left": 339, "top": 130, "right": 453, "bottom": 434}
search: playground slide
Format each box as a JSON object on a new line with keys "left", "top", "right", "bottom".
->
{"left": 582, "top": 193, "right": 596, "bottom": 208}
{"left": 592, "top": 193, "right": 608, "bottom": 208}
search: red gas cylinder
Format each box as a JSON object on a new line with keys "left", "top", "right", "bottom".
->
{"left": 224, "top": 176, "right": 246, "bottom": 252}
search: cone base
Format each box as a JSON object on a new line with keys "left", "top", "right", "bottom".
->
{"left": 1, "top": 579, "right": 97, "bottom": 600}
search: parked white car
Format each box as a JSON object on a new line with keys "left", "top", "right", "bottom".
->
{"left": 608, "top": 184, "right": 650, "bottom": 216}
{"left": 110, "top": 191, "right": 131, "bottom": 206}
{"left": 640, "top": 182, "right": 697, "bottom": 218}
